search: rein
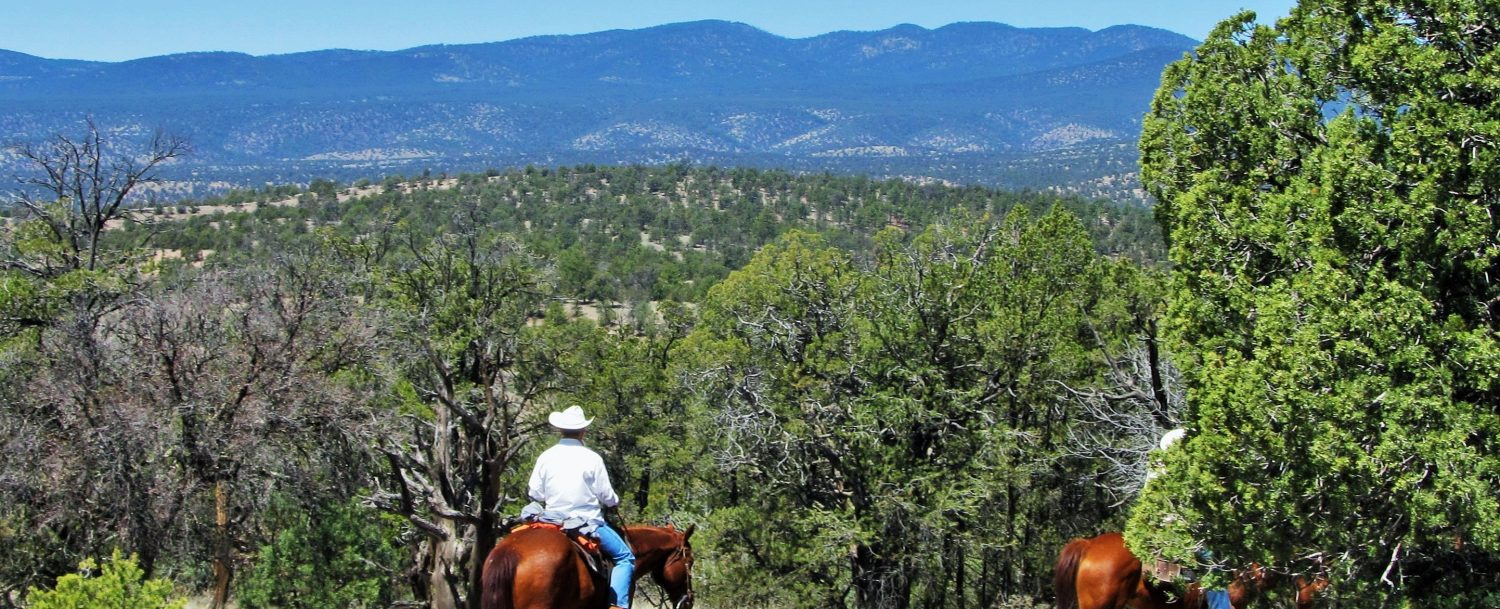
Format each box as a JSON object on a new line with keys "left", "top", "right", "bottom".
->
{"left": 667, "top": 544, "right": 693, "bottom": 604}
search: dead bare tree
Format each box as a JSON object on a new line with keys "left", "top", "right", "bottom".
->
{"left": 1059, "top": 338, "right": 1184, "bottom": 501}
{"left": 0, "top": 120, "right": 191, "bottom": 605}
{"left": 8, "top": 117, "right": 186, "bottom": 277}
{"left": 116, "top": 258, "right": 381, "bottom": 609}
{"left": 1, "top": 119, "right": 187, "bottom": 347}
{"left": 0, "top": 252, "right": 384, "bottom": 608}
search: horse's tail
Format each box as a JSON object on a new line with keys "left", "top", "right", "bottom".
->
{"left": 481, "top": 544, "right": 520, "bottom": 609}
{"left": 1054, "top": 537, "right": 1089, "bottom": 609}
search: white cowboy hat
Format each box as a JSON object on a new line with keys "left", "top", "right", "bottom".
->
{"left": 1158, "top": 427, "right": 1186, "bottom": 451}
{"left": 548, "top": 405, "right": 593, "bottom": 430}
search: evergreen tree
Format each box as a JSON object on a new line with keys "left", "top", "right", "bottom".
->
{"left": 1133, "top": 3, "right": 1500, "bottom": 606}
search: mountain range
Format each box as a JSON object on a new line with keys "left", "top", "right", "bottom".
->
{"left": 0, "top": 20, "right": 1197, "bottom": 201}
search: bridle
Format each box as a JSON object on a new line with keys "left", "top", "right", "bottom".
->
{"left": 644, "top": 538, "right": 693, "bottom": 609}
{"left": 664, "top": 541, "right": 694, "bottom": 609}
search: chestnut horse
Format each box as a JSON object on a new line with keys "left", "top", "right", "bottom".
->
{"left": 1054, "top": 532, "right": 1325, "bottom": 609}
{"left": 481, "top": 523, "right": 696, "bottom": 609}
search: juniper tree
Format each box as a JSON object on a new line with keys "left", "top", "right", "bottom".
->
{"left": 1132, "top": 3, "right": 1500, "bottom": 606}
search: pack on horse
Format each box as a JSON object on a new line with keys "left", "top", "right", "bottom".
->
{"left": 1053, "top": 532, "right": 1326, "bottom": 609}
{"left": 480, "top": 521, "right": 696, "bottom": 609}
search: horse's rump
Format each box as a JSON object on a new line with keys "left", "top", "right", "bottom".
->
{"left": 481, "top": 527, "right": 597, "bottom": 609}
{"left": 1054, "top": 533, "right": 1153, "bottom": 609}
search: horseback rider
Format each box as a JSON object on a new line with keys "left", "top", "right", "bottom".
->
{"left": 1153, "top": 427, "right": 1231, "bottom": 609}
{"left": 528, "top": 406, "right": 636, "bottom": 609}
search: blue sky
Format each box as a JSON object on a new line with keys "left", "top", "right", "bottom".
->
{"left": 5, "top": 0, "right": 1299, "bottom": 62}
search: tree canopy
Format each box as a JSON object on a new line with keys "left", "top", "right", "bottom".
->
{"left": 1132, "top": 2, "right": 1500, "bottom": 606}
{"left": 679, "top": 210, "right": 1162, "bottom": 608}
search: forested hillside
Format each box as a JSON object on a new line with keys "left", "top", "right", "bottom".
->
{"left": 0, "top": 21, "right": 1193, "bottom": 202}
{"left": 112, "top": 164, "right": 1163, "bottom": 305}
{"left": 0, "top": 134, "right": 1175, "bottom": 609}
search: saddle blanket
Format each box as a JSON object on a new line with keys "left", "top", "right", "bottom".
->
{"left": 510, "top": 521, "right": 602, "bottom": 555}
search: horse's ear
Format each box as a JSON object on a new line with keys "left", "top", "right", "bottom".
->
{"left": 683, "top": 523, "right": 696, "bottom": 541}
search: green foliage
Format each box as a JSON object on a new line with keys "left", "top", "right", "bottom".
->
{"left": 0, "top": 214, "right": 134, "bottom": 342}
{"left": 680, "top": 209, "right": 1151, "bottom": 607}
{"left": 1134, "top": 3, "right": 1500, "bottom": 606}
{"left": 238, "top": 496, "right": 406, "bottom": 609}
{"left": 25, "top": 551, "right": 184, "bottom": 609}
{"left": 308, "top": 178, "right": 340, "bottom": 201}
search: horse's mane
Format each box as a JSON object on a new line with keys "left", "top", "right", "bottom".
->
{"left": 625, "top": 524, "right": 684, "bottom": 544}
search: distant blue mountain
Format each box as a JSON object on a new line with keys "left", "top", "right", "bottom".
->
{"left": 0, "top": 20, "right": 1196, "bottom": 198}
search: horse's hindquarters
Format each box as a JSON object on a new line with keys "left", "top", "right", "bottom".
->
{"left": 484, "top": 528, "right": 600, "bottom": 609}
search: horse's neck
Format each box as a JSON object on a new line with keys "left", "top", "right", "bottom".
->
{"left": 624, "top": 526, "right": 677, "bottom": 568}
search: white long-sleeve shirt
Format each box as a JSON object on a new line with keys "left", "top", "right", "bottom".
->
{"left": 527, "top": 438, "right": 621, "bottom": 524}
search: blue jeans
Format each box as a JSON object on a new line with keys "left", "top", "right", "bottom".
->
{"left": 594, "top": 525, "right": 635, "bottom": 608}
{"left": 1205, "top": 589, "right": 1231, "bottom": 609}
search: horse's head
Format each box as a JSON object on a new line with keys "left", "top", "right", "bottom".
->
{"left": 1231, "top": 562, "right": 1330, "bottom": 609}
{"left": 630, "top": 523, "right": 697, "bottom": 609}
{"left": 657, "top": 523, "right": 696, "bottom": 609}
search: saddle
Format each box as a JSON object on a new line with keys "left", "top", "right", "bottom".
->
{"left": 511, "top": 521, "right": 609, "bottom": 578}
{"left": 1148, "top": 557, "right": 1205, "bottom": 584}
{"left": 1148, "top": 558, "right": 1183, "bottom": 583}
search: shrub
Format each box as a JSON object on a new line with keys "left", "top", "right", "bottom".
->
{"left": 238, "top": 495, "right": 406, "bottom": 609}
{"left": 26, "top": 550, "right": 184, "bottom": 609}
